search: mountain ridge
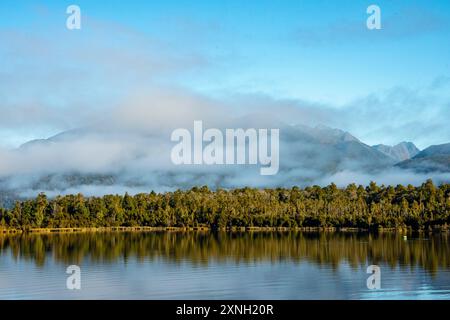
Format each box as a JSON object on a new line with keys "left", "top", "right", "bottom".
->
{"left": 0, "top": 124, "right": 448, "bottom": 208}
{"left": 372, "top": 142, "right": 420, "bottom": 162}
{"left": 396, "top": 143, "right": 450, "bottom": 173}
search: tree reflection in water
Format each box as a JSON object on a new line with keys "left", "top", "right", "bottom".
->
{"left": 0, "top": 232, "right": 449, "bottom": 275}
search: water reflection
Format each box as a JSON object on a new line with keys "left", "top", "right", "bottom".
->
{"left": 1, "top": 232, "right": 449, "bottom": 274}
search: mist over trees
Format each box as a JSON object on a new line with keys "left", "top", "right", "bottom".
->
{"left": 0, "top": 180, "right": 449, "bottom": 231}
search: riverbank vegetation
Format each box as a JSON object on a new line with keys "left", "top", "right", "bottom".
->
{"left": 0, "top": 180, "right": 449, "bottom": 231}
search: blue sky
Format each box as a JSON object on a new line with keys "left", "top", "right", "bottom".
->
{"left": 1, "top": 0, "right": 450, "bottom": 148}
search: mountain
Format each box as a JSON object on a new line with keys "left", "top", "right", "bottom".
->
{"left": 19, "top": 128, "right": 92, "bottom": 150}
{"left": 0, "top": 124, "right": 448, "bottom": 206}
{"left": 372, "top": 142, "right": 420, "bottom": 162}
{"left": 396, "top": 143, "right": 450, "bottom": 172}
{"left": 413, "top": 143, "right": 450, "bottom": 159}
{"left": 295, "top": 124, "right": 360, "bottom": 144}
{"left": 275, "top": 125, "right": 396, "bottom": 175}
{"left": 1, "top": 124, "right": 395, "bottom": 193}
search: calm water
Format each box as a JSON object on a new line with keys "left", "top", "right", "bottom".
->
{"left": 0, "top": 231, "right": 449, "bottom": 300}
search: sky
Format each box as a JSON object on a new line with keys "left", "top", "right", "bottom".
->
{"left": 1, "top": 0, "right": 450, "bottom": 149}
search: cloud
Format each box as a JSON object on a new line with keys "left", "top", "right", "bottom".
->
{"left": 0, "top": 85, "right": 448, "bottom": 200}
{"left": 317, "top": 169, "right": 450, "bottom": 188}
{"left": 0, "top": 17, "right": 206, "bottom": 137}
{"left": 0, "top": 8, "right": 449, "bottom": 201}
{"left": 1, "top": 72, "right": 450, "bottom": 199}
{"left": 430, "top": 75, "right": 450, "bottom": 90}
{"left": 294, "top": 6, "right": 450, "bottom": 46}
{"left": 332, "top": 82, "right": 450, "bottom": 149}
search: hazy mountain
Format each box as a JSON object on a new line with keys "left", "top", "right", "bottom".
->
{"left": 0, "top": 124, "right": 448, "bottom": 207}
{"left": 413, "top": 143, "right": 450, "bottom": 158}
{"left": 295, "top": 124, "right": 360, "bottom": 144}
{"left": 372, "top": 142, "right": 420, "bottom": 162}
{"left": 280, "top": 125, "right": 395, "bottom": 177}
{"left": 396, "top": 143, "right": 450, "bottom": 173}
{"left": 18, "top": 128, "right": 94, "bottom": 150}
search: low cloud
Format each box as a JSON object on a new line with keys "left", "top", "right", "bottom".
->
{"left": 0, "top": 9, "right": 449, "bottom": 201}
{"left": 0, "top": 86, "right": 448, "bottom": 200}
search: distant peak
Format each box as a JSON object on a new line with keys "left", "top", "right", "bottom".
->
{"left": 372, "top": 141, "right": 420, "bottom": 162}
{"left": 290, "top": 124, "right": 361, "bottom": 146}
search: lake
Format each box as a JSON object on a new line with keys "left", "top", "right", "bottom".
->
{"left": 0, "top": 231, "right": 449, "bottom": 299}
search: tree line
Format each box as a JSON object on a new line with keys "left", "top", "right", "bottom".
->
{"left": 0, "top": 179, "right": 449, "bottom": 231}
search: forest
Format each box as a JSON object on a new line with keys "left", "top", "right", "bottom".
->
{"left": 0, "top": 179, "right": 449, "bottom": 231}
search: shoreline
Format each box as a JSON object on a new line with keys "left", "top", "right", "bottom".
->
{"left": 1, "top": 225, "right": 449, "bottom": 235}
